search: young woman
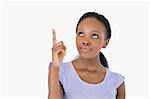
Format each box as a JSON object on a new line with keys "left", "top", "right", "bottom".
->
{"left": 48, "top": 12, "right": 125, "bottom": 99}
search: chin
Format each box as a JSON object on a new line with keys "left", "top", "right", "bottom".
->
{"left": 78, "top": 53, "right": 95, "bottom": 59}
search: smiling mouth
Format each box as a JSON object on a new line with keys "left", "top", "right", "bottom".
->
{"left": 80, "top": 47, "right": 92, "bottom": 52}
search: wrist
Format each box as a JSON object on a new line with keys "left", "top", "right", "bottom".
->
{"left": 51, "top": 65, "right": 59, "bottom": 71}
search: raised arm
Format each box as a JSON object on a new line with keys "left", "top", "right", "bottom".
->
{"left": 48, "top": 29, "right": 66, "bottom": 99}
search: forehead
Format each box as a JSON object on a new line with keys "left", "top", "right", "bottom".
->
{"left": 78, "top": 17, "right": 106, "bottom": 32}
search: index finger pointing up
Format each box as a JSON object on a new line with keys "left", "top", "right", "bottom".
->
{"left": 52, "top": 29, "right": 57, "bottom": 46}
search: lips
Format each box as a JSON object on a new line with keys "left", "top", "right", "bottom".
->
{"left": 80, "top": 47, "right": 92, "bottom": 52}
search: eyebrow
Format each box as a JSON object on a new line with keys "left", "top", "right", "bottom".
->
{"left": 77, "top": 28, "right": 101, "bottom": 35}
{"left": 91, "top": 31, "right": 101, "bottom": 35}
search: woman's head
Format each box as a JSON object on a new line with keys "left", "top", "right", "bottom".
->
{"left": 76, "top": 12, "right": 111, "bottom": 40}
{"left": 75, "top": 12, "right": 111, "bottom": 68}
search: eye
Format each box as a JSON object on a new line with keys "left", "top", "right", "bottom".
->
{"left": 92, "top": 34, "right": 99, "bottom": 39}
{"left": 77, "top": 32, "right": 84, "bottom": 37}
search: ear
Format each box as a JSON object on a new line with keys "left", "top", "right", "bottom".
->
{"left": 102, "top": 39, "right": 110, "bottom": 48}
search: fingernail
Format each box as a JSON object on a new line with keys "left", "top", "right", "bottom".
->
{"left": 52, "top": 28, "right": 55, "bottom": 32}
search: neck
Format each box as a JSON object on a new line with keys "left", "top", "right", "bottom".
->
{"left": 75, "top": 55, "right": 103, "bottom": 70}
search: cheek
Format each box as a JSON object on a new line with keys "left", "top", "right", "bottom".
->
{"left": 76, "top": 36, "right": 81, "bottom": 45}
{"left": 76, "top": 37, "right": 80, "bottom": 49}
{"left": 93, "top": 43, "right": 101, "bottom": 50}
{"left": 92, "top": 40, "right": 104, "bottom": 51}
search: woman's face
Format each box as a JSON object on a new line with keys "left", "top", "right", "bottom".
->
{"left": 76, "top": 17, "right": 109, "bottom": 59}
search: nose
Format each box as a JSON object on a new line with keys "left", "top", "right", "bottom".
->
{"left": 83, "top": 42, "right": 89, "bottom": 45}
{"left": 82, "top": 39, "right": 91, "bottom": 46}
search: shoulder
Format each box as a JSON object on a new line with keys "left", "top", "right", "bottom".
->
{"left": 106, "top": 69, "right": 125, "bottom": 88}
{"left": 107, "top": 69, "right": 125, "bottom": 79}
{"left": 60, "top": 62, "right": 70, "bottom": 66}
{"left": 60, "top": 62, "right": 71, "bottom": 69}
{"left": 59, "top": 62, "right": 73, "bottom": 73}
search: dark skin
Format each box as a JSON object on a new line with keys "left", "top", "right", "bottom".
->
{"left": 72, "top": 17, "right": 125, "bottom": 99}
{"left": 71, "top": 59, "right": 106, "bottom": 84}
{"left": 72, "top": 17, "right": 108, "bottom": 84}
{"left": 48, "top": 17, "right": 125, "bottom": 99}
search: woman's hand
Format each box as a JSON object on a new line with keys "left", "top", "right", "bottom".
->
{"left": 52, "top": 29, "right": 66, "bottom": 67}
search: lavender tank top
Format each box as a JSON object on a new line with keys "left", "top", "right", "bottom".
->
{"left": 49, "top": 62, "right": 125, "bottom": 99}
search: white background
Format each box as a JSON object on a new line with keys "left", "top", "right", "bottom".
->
{"left": 0, "top": 0, "right": 150, "bottom": 99}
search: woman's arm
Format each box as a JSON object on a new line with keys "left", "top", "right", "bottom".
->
{"left": 48, "top": 29, "right": 66, "bottom": 99}
{"left": 116, "top": 82, "right": 125, "bottom": 99}
{"left": 48, "top": 66, "right": 63, "bottom": 99}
